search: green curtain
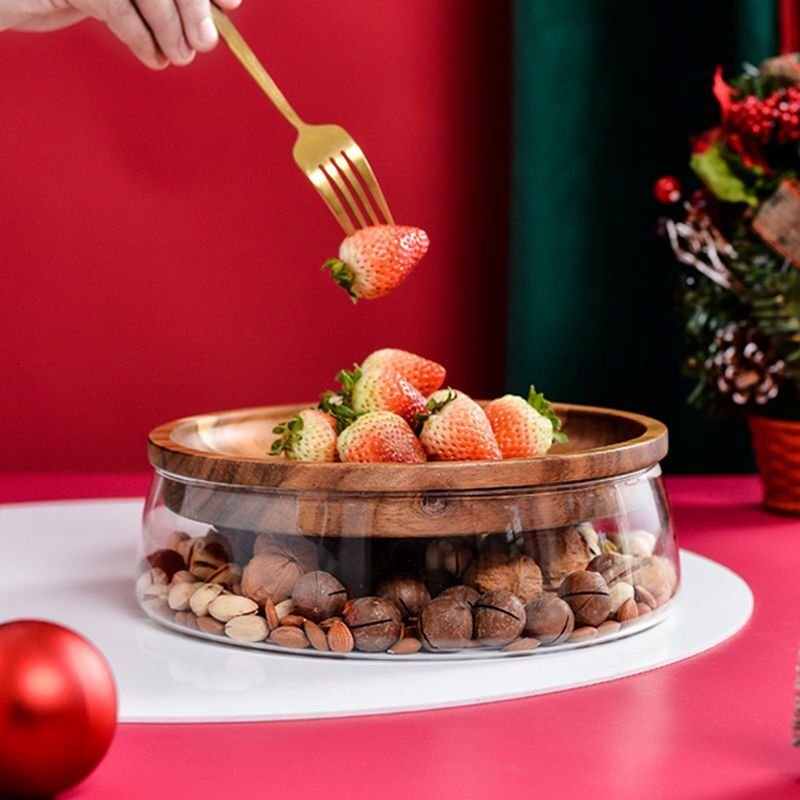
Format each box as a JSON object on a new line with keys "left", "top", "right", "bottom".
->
{"left": 508, "top": 0, "right": 777, "bottom": 473}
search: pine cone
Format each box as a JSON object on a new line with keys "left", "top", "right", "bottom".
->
{"left": 706, "top": 323, "right": 785, "bottom": 406}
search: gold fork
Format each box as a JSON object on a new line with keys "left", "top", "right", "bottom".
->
{"left": 211, "top": 7, "right": 394, "bottom": 235}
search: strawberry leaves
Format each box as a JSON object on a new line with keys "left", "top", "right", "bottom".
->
{"left": 318, "top": 365, "right": 364, "bottom": 433}
{"left": 323, "top": 259, "right": 358, "bottom": 303}
{"left": 527, "top": 385, "right": 568, "bottom": 443}
{"left": 270, "top": 414, "right": 304, "bottom": 456}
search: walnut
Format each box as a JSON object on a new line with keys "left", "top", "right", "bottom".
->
{"left": 241, "top": 537, "right": 319, "bottom": 605}
{"left": 464, "top": 552, "right": 542, "bottom": 603}
{"left": 524, "top": 526, "right": 592, "bottom": 589}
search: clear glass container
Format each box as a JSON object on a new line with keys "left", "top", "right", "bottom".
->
{"left": 137, "top": 460, "right": 679, "bottom": 659}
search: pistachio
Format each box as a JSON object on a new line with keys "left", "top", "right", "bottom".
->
{"left": 197, "top": 615, "right": 225, "bottom": 635}
{"left": 225, "top": 615, "right": 268, "bottom": 642}
{"left": 608, "top": 581, "right": 635, "bottom": 614}
{"left": 275, "top": 599, "right": 295, "bottom": 620}
{"left": 171, "top": 570, "right": 197, "bottom": 585}
{"left": 175, "top": 611, "right": 198, "bottom": 630}
{"left": 166, "top": 530, "right": 191, "bottom": 551}
{"left": 270, "top": 625, "right": 309, "bottom": 649}
{"left": 207, "top": 562, "right": 242, "bottom": 589}
{"left": 609, "top": 530, "right": 656, "bottom": 558}
{"left": 189, "top": 583, "right": 224, "bottom": 616}
{"left": 189, "top": 539, "right": 229, "bottom": 580}
{"left": 140, "top": 596, "right": 170, "bottom": 618}
{"left": 168, "top": 581, "right": 199, "bottom": 611}
{"left": 136, "top": 568, "right": 168, "bottom": 599}
{"left": 208, "top": 594, "right": 259, "bottom": 623}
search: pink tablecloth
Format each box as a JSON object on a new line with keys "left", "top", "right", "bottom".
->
{"left": 2, "top": 474, "right": 799, "bottom": 800}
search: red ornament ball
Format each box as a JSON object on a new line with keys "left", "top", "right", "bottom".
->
{"left": 0, "top": 620, "right": 117, "bottom": 797}
{"left": 653, "top": 176, "right": 682, "bottom": 204}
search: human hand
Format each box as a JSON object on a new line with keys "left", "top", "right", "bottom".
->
{"left": 1, "top": 0, "right": 241, "bottom": 69}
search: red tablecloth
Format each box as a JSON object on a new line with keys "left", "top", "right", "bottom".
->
{"left": 2, "top": 474, "right": 799, "bottom": 800}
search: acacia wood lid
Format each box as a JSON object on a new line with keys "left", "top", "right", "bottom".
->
{"left": 147, "top": 402, "right": 668, "bottom": 494}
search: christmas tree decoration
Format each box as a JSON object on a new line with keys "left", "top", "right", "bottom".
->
{"left": 654, "top": 176, "right": 682, "bottom": 204}
{"left": 0, "top": 620, "right": 117, "bottom": 797}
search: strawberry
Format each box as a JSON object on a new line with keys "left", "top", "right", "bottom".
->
{"left": 337, "top": 411, "right": 427, "bottom": 463}
{"left": 323, "top": 225, "right": 430, "bottom": 302}
{"left": 419, "top": 390, "right": 502, "bottom": 462}
{"left": 270, "top": 409, "right": 338, "bottom": 462}
{"left": 360, "top": 348, "right": 446, "bottom": 396}
{"left": 323, "top": 365, "right": 427, "bottom": 429}
{"left": 484, "top": 386, "right": 566, "bottom": 459}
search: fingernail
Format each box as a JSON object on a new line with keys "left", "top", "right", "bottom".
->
{"left": 197, "top": 17, "right": 218, "bottom": 47}
{"left": 178, "top": 37, "right": 194, "bottom": 61}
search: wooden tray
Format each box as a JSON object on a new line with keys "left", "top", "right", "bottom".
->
{"left": 147, "top": 403, "right": 668, "bottom": 537}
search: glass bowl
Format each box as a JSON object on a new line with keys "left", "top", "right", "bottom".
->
{"left": 138, "top": 403, "right": 677, "bottom": 659}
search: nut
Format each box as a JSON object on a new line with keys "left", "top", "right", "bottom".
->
{"left": 616, "top": 597, "right": 639, "bottom": 622}
{"left": 438, "top": 585, "right": 480, "bottom": 608}
{"left": 140, "top": 596, "right": 170, "bottom": 618}
{"left": 464, "top": 553, "right": 542, "bottom": 603}
{"left": 176, "top": 537, "right": 197, "bottom": 563}
{"left": 588, "top": 553, "right": 636, "bottom": 586}
{"left": 524, "top": 527, "right": 592, "bottom": 589}
{"left": 264, "top": 599, "right": 280, "bottom": 630}
{"left": 189, "top": 539, "right": 229, "bottom": 580}
{"left": 608, "top": 581, "right": 635, "bottom": 614}
{"left": 280, "top": 615, "right": 306, "bottom": 627}
{"left": 441, "top": 542, "right": 474, "bottom": 576}
{"left": 189, "top": 582, "right": 224, "bottom": 616}
{"left": 303, "top": 620, "right": 329, "bottom": 651}
{"left": 636, "top": 602, "right": 653, "bottom": 617}
{"left": 270, "top": 625, "right": 310, "bottom": 649}
{"left": 174, "top": 611, "right": 198, "bottom": 630}
{"left": 197, "top": 616, "right": 225, "bottom": 635}
{"left": 327, "top": 619, "right": 355, "bottom": 653}
{"left": 344, "top": 597, "right": 402, "bottom": 653}
{"left": 473, "top": 589, "right": 526, "bottom": 647}
{"left": 523, "top": 593, "right": 574, "bottom": 645}
{"left": 167, "top": 581, "right": 199, "bottom": 611}
{"left": 291, "top": 571, "right": 347, "bottom": 622}
{"left": 377, "top": 575, "right": 430, "bottom": 619}
{"left": 388, "top": 637, "right": 423, "bottom": 655}
{"left": 242, "top": 538, "right": 318, "bottom": 606}
{"left": 558, "top": 571, "right": 612, "bottom": 627}
{"left": 501, "top": 637, "right": 541, "bottom": 653}
{"left": 609, "top": 530, "right": 656, "bottom": 557}
{"left": 146, "top": 549, "right": 186, "bottom": 580}
{"left": 419, "top": 596, "right": 473, "bottom": 651}
{"left": 207, "top": 562, "right": 242, "bottom": 589}
{"left": 568, "top": 626, "right": 598, "bottom": 643}
{"left": 275, "top": 599, "right": 295, "bottom": 619}
{"left": 634, "top": 584, "right": 658, "bottom": 610}
{"left": 225, "top": 615, "right": 268, "bottom": 642}
{"left": 136, "top": 568, "right": 168, "bottom": 599}
{"left": 208, "top": 594, "right": 258, "bottom": 623}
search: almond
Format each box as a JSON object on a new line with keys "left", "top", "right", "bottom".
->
{"left": 388, "top": 637, "right": 422, "bottom": 655}
{"left": 319, "top": 617, "right": 339, "bottom": 631}
{"left": 208, "top": 594, "right": 259, "bottom": 623}
{"left": 280, "top": 614, "right": 306, "bottom": 628}
{"left": 616, "top": 597, "right": 639, "bottom": 622}
{"left": 327, "top": 619, "right": 354, "bottom": 653}
{"left": 189, "top": 583, "right": 224, "bottom": 617}
{"left": 225, "top": 615, "right": 268, "bottom": 642}
{"left": 270, "top": 625, "right": 309, "bottom": 649}
{"left": 303, "top": 620, "right": 329, "bottom": 651}
{"left": 634, "top": 584, "right": 658, "bottom": 610}
{"left": 597, "top": 620, "right": 621, "bottom": 637}
{"left": 501, "top": 637, "right": 540, "bottom": 653}
{"left": 264, "top": 599, "right": 280, "bottom": 631}
{"left": 568, "top": 626, "right": 598, "bottom": 643}
{"left": 168, "top": 581, "right": 199, "bottom": 611}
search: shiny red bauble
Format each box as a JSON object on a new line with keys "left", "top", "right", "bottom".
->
{"left": 653, "top": 176, "right": 682, "bottom": 204}
{"left": 0, "top": 620, "right": 117, "bottom": 797}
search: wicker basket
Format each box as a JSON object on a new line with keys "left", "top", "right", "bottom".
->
{"left": 748, "top": 415, "right": 800, "bottom": 514}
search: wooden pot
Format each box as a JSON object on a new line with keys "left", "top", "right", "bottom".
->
{"left": 147, "top": 403, "right": 669, "bottom": 538}
{"left": 748, "top": 415, "right": 800, "bottom": 514}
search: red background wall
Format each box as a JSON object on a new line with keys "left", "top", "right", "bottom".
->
{"left": 0, "top": 1, "right": 510, "bottom": 471}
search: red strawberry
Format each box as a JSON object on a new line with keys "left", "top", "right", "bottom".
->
{"left": 270, "top": 409, "right": 338, "bottom": 462}
{"left": 484, "top": 386, "right": 566, "bottom": 459}
{"left": 360, "top": 348, "right": 446, "bottom": 396}
{"left": 323, "top": 365, "right": 427, "bottom": 429}
{"left": 323, "top": 225, "right": 429, "bottom": 301}
{"left": 419, "top": 390, "right": 502, "bottom": 462}
{"left": 337, "top": 411, "right": 427, "bottom": 463}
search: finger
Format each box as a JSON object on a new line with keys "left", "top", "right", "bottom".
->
{"left": 213, "top": 0, "right": 241, "bottom": 10}
{"left": 175, "top": 0, "right": 216, "bottom": 52}
{"left": 132, "top": 0, "right": 194, "bottom": 65}
{"left": 104, "top": 2, "right": 168, "bottom": 70}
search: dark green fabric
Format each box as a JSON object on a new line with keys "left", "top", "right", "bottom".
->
{"left": 508, "top": 0, "right": 776, "bottom": 473}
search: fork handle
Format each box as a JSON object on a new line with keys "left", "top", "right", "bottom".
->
{"left": 211, "top": 7, "right": 305, "bottom": 131}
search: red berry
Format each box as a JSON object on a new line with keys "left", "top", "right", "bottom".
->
{"left": 654, "top": 176, "right": 682, "bottom": 205}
